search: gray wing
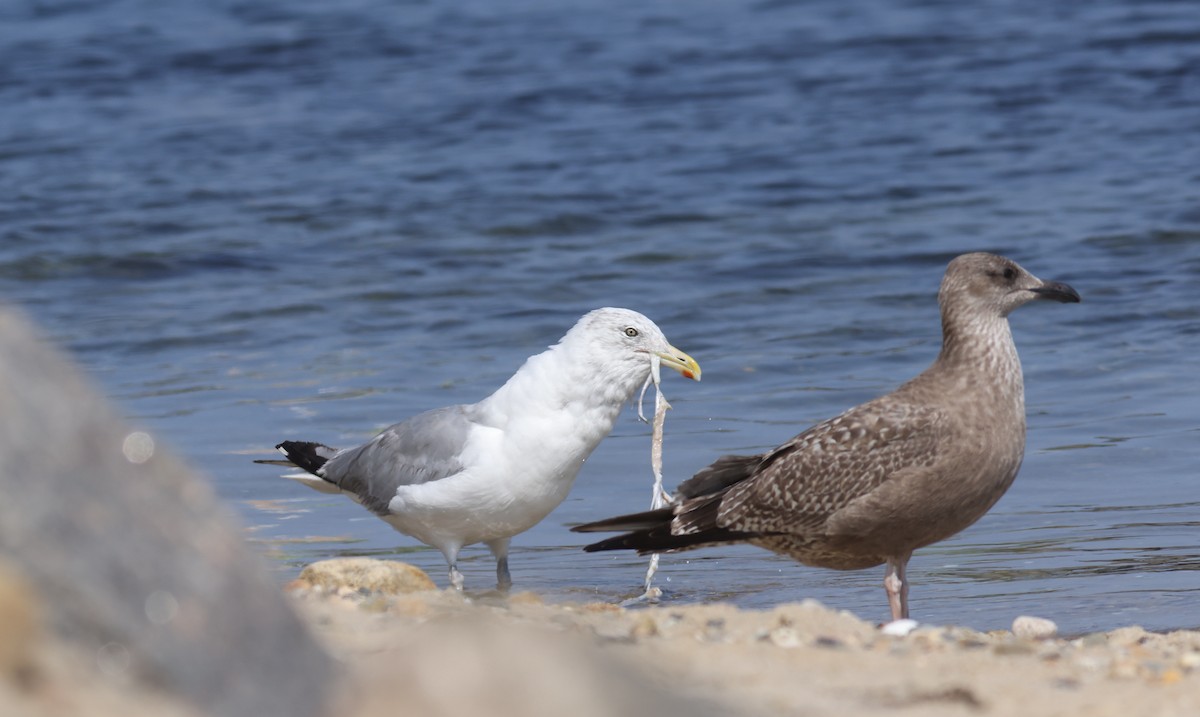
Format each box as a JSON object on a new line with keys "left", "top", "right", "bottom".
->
{"left": 318, "top": 405, "right": 478, "bottom": 516}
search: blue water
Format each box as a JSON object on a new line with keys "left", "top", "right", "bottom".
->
{"left": 2, "top": 0, "right": 1198, "bottom": 634}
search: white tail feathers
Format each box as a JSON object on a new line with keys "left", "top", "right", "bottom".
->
{"left": 281, "top": 472, "right": 341, "bottom": 495}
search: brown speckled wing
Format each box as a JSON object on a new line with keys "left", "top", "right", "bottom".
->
{"left": 715, "top": 397, "right": 950, "bottom": 536}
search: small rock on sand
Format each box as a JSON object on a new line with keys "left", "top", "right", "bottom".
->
{"left": 881, "top": 619, "right": 920, "bottom": 637}
{"left": 297, "top": 558, "right": 436, "bottom": 594}
{"left": 1012, "top": 616, "right": 1058, "bottom": 640}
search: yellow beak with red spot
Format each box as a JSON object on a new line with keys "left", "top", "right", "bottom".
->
{"left": 655, "top": 345, "right": 701, "bottom": 382}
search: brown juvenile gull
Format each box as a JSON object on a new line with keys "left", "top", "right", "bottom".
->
{"left": 574, "top": 253, "right": 1079, "bottom": 621}
{"left": 259, "top": 308, "right": 700, "bottom": 591}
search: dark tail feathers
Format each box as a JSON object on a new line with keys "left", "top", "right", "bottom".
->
{"left": 572, "top": 506, "right": 675, "bottom": 535}
{"left": 573, "top": 501, "right": 760, "bottom": 555}
{"left": 575, "top": 453, "right": 768, "bottom": 556}
{"left": 581, "top": 525, "right": 760, "bottom": 554}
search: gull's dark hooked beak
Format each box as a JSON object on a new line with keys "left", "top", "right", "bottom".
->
{"left": 1029, "top": 280, "right": 1081, "bottom": 304}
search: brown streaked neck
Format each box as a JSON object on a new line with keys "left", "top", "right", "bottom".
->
{"left": 933, "top": 300, "right": 1024, "bottom": 396}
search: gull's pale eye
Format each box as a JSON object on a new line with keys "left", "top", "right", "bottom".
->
{"left": 624, "top": 327, "right": 639, "bottom": 337}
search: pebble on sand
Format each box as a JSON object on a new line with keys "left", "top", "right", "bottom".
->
{"left": 881, "top": 619, "right": 920, "bottom": 637}
{"left": 1012, "top": 616, "right": 1058, "bottom": 640}
{"left": 293, "top": 558, "right": 436, "bottom": 595}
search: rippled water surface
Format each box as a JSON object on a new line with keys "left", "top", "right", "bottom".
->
{"left": 2, "top": 0, "right": 1199, "bottom": 634}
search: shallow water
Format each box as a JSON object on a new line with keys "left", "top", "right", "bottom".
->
{"left": 1, "top": 0, "right": 1199, "bottom": 634}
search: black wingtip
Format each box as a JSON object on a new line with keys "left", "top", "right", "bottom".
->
{"left": 274, "top": 441, "right": 336, "bottom": 475}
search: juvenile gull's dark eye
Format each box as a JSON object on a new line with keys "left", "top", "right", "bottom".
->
{"left": 624, "top": 327, "right": 639, "bottom": 337}
{"left": 1003, "top": 266, "right": 1017, "bottom": 280}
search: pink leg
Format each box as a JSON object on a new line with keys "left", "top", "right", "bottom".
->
{"left": 883, "top": 553, "right": 912, "bottom": 621}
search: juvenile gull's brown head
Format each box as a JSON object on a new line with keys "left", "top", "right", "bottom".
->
{"left": 939, "top": 252, "right": 1080, "bottom": 321}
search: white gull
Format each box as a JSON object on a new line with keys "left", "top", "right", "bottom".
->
{"left": 260, "top": 307, "right": 700, "bottom": 591}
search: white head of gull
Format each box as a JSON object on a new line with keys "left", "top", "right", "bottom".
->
{"left": 575, "top": 253, "right": 1079, "bottom": 622}
{"left": 262, "top": 307, "right": 700, "bottom": 591}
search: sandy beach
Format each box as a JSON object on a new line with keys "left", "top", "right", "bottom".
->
{"left": 3, "top": 554, "right": 1200, "bottom": 717}
{"left": 287, "top": 561, "right": 1200, "bottom": 717}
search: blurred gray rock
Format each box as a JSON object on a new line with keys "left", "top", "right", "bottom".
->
{"left": 0, "top": 308, "right": 332, "bottom": 717}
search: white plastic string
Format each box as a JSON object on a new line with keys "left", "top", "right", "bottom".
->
{"left": 635, "top": 353, "right": 660, "bottom": 423}
{"left": 623, "top": 354, "right": 671, "bottom": 605}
